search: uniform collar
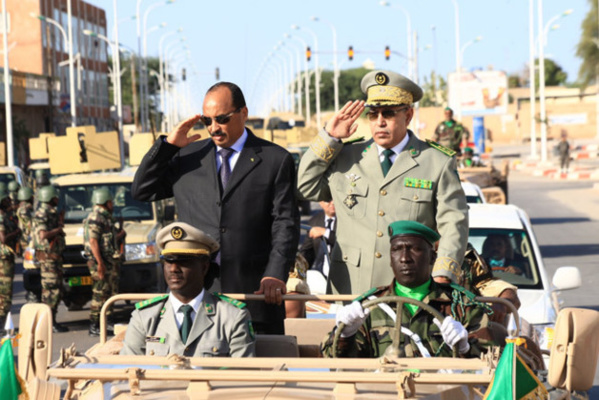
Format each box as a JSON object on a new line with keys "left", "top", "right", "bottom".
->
{"left": 169, "top": 289, "right": 205, "bottom": 316}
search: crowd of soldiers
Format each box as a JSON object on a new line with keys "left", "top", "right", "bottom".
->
{"left": 0, "top": 170, "right": 125, "bottom": 336}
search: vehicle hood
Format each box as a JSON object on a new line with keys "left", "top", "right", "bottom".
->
{"left": 515, "top": 288, "right": 557, "bottom": 325}
{"left": 123, "top": 221, "right": 159, "bottom": 244}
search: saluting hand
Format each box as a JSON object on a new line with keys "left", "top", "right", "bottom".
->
{"left": 325, "top": 100, "right": 365, "bottom": 140}
{"left": 166, "top": 114, "right": 203, "bottom": 148}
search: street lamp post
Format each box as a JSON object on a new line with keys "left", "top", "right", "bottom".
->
{"left": 292, "top": 24, "right": 321, "bottom": 127}
{"left": 450, "top": 0, "right": 462, "bottom": 120}
{"left": 278, "top": 42, "right": 296, "bottom": 114}
{"left": 460, "top": 36, "right": 482, "bottom": 63}
{"left": 31, "top": 12, "right": 77, "bottom": 128}
{"left": 529, "top": 0, "right": 537, "bottom": 159}
{"left": 284, "top": 34, "right": 303, "bottom": 119}
{"left": 311, "top": 16, "right": 339, "bottom": 112}
{"left": 112, "top": 0, "right": 124, "bottom": 168}
{"left": 379, "top": 1, "right": 412, "bottom": 79}
{"left": 288, "top": 34, "right": 311, "bottom": 126}
{"left": 66, "top": 0, "right": 76, "bottom": 127}
{"left": 1, "top": 0, "right": 13, "bottom": 166}
{"left": 158, "top": 29, "right": 182, "bottom": 132}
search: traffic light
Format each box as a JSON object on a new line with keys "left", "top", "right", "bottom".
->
{"left": 215, "top": 67, "right": 220, "bottom": 81}
{"left": 385, "top": 46, "right": 390, "bottom": 60}
{"left": 306, "top": 46, "right": 312, "bottom": 62}
{"left": 182, "top": 68, "right": 186, "bottom": 81}
{"left": 348, "top": 46, "right": 354, "bottom": 61}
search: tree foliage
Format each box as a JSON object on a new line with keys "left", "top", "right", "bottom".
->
{"left": 306, "top": 67, "right": 370, "bottom": 113}
{"left": 576, "top": 0, "right": 599, "bottom": 89}
{"left": 537, "top": 58, "right": 568, "bottom": 87}
{"left": 420, "top": 72, "right": 447, "bottom": 107}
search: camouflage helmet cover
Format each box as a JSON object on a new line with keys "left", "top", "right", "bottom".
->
{"left": 8, "top": 180, "right": 19, "bottom": 192}
{"left": 91, "top": 187, "right": 113, "bottom": 205}
{"left": 17, "top": 187, "right": 33, "bottom": 201}
{"left": 38, "top": 185, "right": 59, "bottom": 203}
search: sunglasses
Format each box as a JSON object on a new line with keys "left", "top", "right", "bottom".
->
{"left": 366, "top": 106, "right": 410, "bottom": 121}
{"left": 201, "top": 107, "right": 242, "bottom": 126}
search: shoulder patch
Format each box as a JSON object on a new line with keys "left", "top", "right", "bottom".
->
{"left": 343, "top": 136, "right": 365, "bottom": 145}
{"left": 353, "top": 287, "right": 380, "bottom": 303}
{"left": 213, "top": 293, "right": 247, "bottom": 309}
{"left": 426, "top": 139, "right": 456, "bottom": 157}
{"left": 135, "top": 294, "right": 169, "bottom": 310}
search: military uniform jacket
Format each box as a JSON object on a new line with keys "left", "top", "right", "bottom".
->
{"left": 433, "top": 119, "right": 470, "bottom": 152}
{"left": 0, "top": 209, "right": 18, "bottom": 259}
{"left": 321, "top": 281, "right": 495, "bottom": 358}
{"left": 120, "top": 292, "right": 256, "bottom": 357}
{"left": 83, "top": 205, "right": 117, "bottom": 263}
{"left": 16, "top": 203, "right": 33, "bottom": 238}
{"left": 297, "top": 130, "right": 468, "bottom": 294}
{"left": 33, "top": 202, "right": 65, "bottom": 255}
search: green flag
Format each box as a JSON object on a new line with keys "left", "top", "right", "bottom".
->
{"left": 0, "top": 339, "right": 22, "bottom": 400}
{"left": 484, "top": 342, "right": 548, "bottom": 400}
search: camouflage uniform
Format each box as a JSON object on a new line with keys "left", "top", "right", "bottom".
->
{"left": 321, "top": 280, "right": 496, "bottom": 358}
{"left": 33, "top": 202, "right": 66, "bottom": 313}
{"left": 111, "top": 216, "right": 125, "bottom": 298}
{"left": 16, "top": 202, "right": 33, "bottom": 253}
{"left": 83, "top": 205, "right": 118, "bottom": 323}
{"left": 433, "top": 119, "right": 470, "bottom": 154}
{"left": 0, "top": 209, "right": 18, "bottom": 322}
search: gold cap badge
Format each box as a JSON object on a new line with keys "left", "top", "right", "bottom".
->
{"left": 375, "top": 72, "right": 388, "bottom": 85}
{"left": 171, "top": 226, "right": 184, "bottom": 240}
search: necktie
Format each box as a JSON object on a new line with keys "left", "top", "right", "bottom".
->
{"left": 179, "top": 304, "right": 193, "bottom": 344}
{"left": 325, "top": 218, "right": 336, "bottom": 248}
{"left": 219, "top": 148, "right": 235, "bottom": 189}
{"left": 381, "top": 149, "right": 395, "bottom": 177}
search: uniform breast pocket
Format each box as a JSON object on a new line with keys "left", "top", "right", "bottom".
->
{"left": 400, "top": 189, "right": 434, "bottom": 222}
{"left": 198, "top": 340, "right": 230, "bottom": 357}
{"left": 334, "top": 177, "right": 369, "bottom": 219}
{"left": 146, "top": 342, "right": 169, "bottom": 356}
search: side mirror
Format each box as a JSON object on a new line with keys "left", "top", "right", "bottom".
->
{"left": 552, "top": 266, "right": 581, "bottom": 291}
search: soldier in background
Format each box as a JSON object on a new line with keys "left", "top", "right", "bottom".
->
{"left": 7, "top": 181, "right": 20, "bottom": 210}
{"left": 33, "top": 185, "right": 68, "bottom": 332}
{"left": 433, "top": 107, "right": 470, "bottom": 155}
{"left": 0, "top": 190, "right": 20, "bottom": 335}
{"left": 16, "top": 187, "right": 34, "bottom": 256}
{"left": 83, "top": 188, "right": 124, "bottom": 336}
{"left": 557, "top": 131, "right": 571, "bottom": 174}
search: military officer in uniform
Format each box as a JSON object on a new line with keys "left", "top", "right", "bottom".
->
{"left": 32, "top": 185, "right": 68, "bottom": 332}
{"left": 0, "top": 190, "right": 20, "bottom": 335}
{"left": 321, "top": 221, "right": 497, "bottom": 358}
{"left": 297, "top": 70, "right": 468, "bottom": 295}
{"left": 120, "top": 222, "right": 255, "bottom": 357}
{"left": 84, "top": 188, "right": 124, "bottom": 336}
{"left": 16, "top": 187, "right": 34, "bottom": 256}
{"left": 433, "top": 107, "right": 470, "bottom": 155}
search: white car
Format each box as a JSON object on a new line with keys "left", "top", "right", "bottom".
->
{"left": 467, "top": 203, "right": 581, "bottom": 352}
{"left": 461, "top": 181, "right": 486, "bottom": 204}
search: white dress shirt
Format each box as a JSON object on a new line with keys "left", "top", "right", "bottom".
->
{"left": 216, "top": 128, "right": 248, "bottom": 172}
{"left": 375, "top": 133, "right": 410, "bottom": 164}
{"left": 169, "top": 290, "right": 205, "bottom": 330}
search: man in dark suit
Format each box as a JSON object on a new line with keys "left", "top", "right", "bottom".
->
{"left": 299, "top": 200, "right": 336, "bottom": 278}
{"left": 131, "top": 82, "right": 300, "bottom": 334}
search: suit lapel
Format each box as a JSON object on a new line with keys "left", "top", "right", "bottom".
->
{"left": 186, "top": 292, "right": 215, "bottom": 346}
{"left": 193, "top": 140, "right": 219, "bottom": 188}
{"left": 222, "top": 130, "right": 262, "bottom": 200}
{"left": 382, "top": 133, "right": 420, "bottom": 188}
{"left": 361, "top": 139, "right": 384, "bottom": 182}
{"left": 157, "top": 298, "right": 179, "bottom": 343}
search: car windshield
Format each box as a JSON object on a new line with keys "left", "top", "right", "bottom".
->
{"left": 468, "top": 228, "right": 542, "bottom": 290}
{"left": 59, "top": 183, "right": 153, "bottom": 223}
{"left": 466, "top": 195, "right": 483, "bottom": 204}
{"left": 0, "top": 173, "right": 16, "bottom": 185}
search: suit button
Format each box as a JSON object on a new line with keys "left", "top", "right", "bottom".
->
{"left": 212, "top": 346, "right": 218, "bottom": 352}
{"left": 216, "top": 201, "right": 221, "bottom": 206}
{"left": 149, "top": 350, "right": 155, "bottom": 356}
{"left": 413, "top": 195, "right": 419, "bottom": 200}
{"left": 375, "top": 252, "right": 382, "bottom": 258}
{"left": 377, "top": 231, "right": 383, "bottom": 237}
{"left": 220, "top": 227, "right": 226, "bottom": 233}
{"left": 378, "top": 210, "right": 385, "bottom": 216}
{"left": 185, "top": 346, "right": 190, "bottom": 353}
{"left": 380, "top": 190, "right": 387, "bottom": 196}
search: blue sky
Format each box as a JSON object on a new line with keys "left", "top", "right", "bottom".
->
{"left": 90, "top": 0, "right": 589, "bottom": 115}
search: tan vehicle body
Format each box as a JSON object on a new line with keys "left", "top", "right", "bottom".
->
{"left": 458, "top": 162, "right": 509, "bottom": 204}
{"left": 16, "top": 294, "right": 599, "bottom": 400}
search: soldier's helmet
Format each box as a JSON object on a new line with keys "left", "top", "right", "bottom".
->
{"left": 8, "top": 180, "right": 19, "bottom": 193}
{"left": 17, "top": 187, "right": 33, "bottom": 201}
{"left": 91, "top": 187, "right": 113, "bottom": 205}
{"left": 0, "top": 189, "right": 9, "bottom": 202}
{"left": 38, "top": 185, "right": 59, "bottom": 203}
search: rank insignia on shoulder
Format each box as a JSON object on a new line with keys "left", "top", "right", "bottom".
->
{"left": 213, "top": 293, "right": 247, "bottom": 309}
{"left": 404, "top": 177, "right": 433, "bottom": 190}
{"left": 353, "top": 287, "right": 378, "bottom": 303}
{"left": 135, "top": 294, "right": 169, "bottom": 310}
{"left": 343, "top": 136, "right": 365, "bottom": 145}
{"left": 426, "top": 139, "right": 456, "bottom": 157}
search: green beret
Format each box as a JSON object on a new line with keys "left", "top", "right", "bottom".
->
{"left": 463, "top": 147, "right": 473, "bottom": 153}
{"left": 445, "top": 107, "right": 453, "bottom": 112}
{"left": 360, "top": 70, "right": 423, "bottom": 107}
{"left": 388, "top": 220, "right": 440, "bottom": 245}
{"left": 157, "top": 221, "right": 219, "bottom": 257}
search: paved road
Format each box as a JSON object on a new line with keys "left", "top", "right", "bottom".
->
{"left": 9, "top": 157, "right": 599, "bottom": 396}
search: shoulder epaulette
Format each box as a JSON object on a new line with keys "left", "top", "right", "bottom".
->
{"left": 352, "top": 287, "right": 379, "bottom": 303}
{"left": 426, "top": 139, "right": 456, "bottom": 157}
{"left": 343, "top": 136, "right": 365, "bottom": 145}
{"left": 213, "top": 293, "right": 247, "bottom": 309}
{"left": 135, "top": 294, "right": 168, "bottom": 310}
